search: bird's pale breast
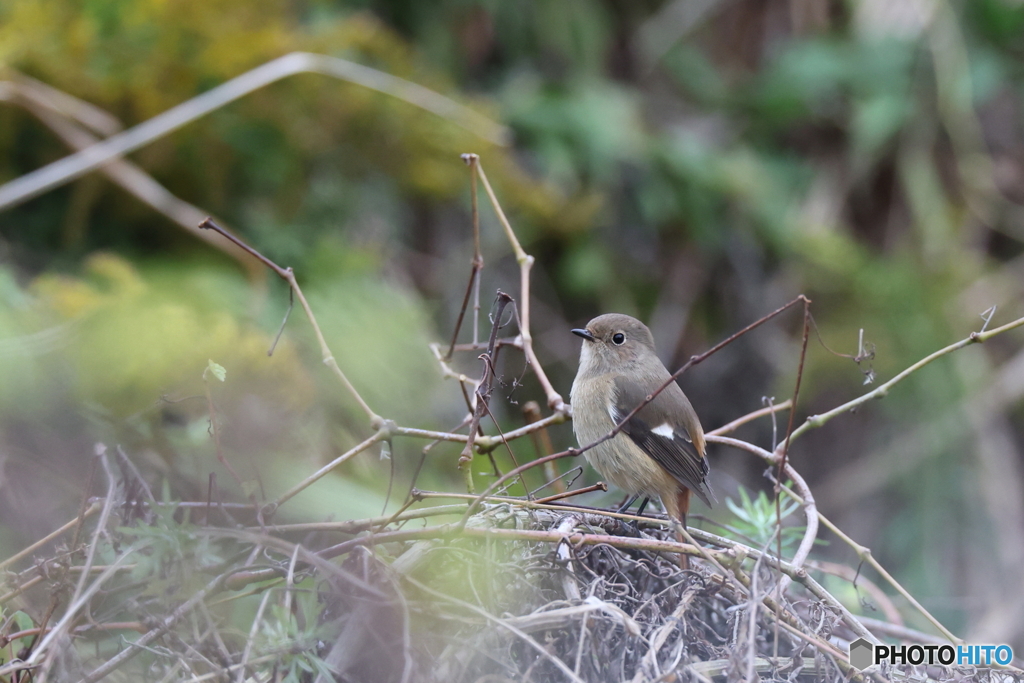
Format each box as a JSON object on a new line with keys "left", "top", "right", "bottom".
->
{"left": 570, "top": 372, "right": 677, "bottom": 498}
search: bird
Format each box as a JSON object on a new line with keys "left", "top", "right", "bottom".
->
{"left": 569, "top": 313, "right": 714, "bottom": 568}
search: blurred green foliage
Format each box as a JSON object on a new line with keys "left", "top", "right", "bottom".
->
{"left": 2, "top": 0, "right": 1024, "bottom": 642}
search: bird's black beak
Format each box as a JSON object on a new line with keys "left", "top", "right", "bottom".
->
{"left": 572, "top": 328, "right": 596, "bottom": 342}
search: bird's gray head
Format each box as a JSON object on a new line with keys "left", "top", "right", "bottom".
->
{"left": 572, "top": 313, "right": 657, "bottom": 374}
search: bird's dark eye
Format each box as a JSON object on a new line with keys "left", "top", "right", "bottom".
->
{"left": 612, "top": 332, "right": 625, "bottom": 345}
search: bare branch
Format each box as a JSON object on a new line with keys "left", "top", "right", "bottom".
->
{"left": 445, "top": 154, "right": 485, "bottom": 359}
{"left": 782, "top": 313, "right": 1024, "bottom": 449}
{"left": 458, "top": 291, "right": 513, "bottom": 491}
{"left": 199, "top": 217, "right": 382, "bottom": 428}
{"left": 0, "top": 79, "right": 263, "bottom": 278}
{"left": 0, "top": 52, "right": 510, "bottom": 212}
{"left": 0, "top": 502, "right": 101, "bottom": 573}
{"left": 473, "top": 159, "right": 565, "bottom": 412}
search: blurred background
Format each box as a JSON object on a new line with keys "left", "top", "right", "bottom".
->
{"left": 1, "top": 0, "right": 1024, "bottom": 651}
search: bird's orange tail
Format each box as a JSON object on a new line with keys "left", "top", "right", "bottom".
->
{"left": 671, "top": 488, "right": 692, "bottom": 570}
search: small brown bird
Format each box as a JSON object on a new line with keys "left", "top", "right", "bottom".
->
{"left": 570, "top": 313, "right": 713, "bottom": 567}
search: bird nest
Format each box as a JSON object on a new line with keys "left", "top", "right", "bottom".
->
{"left": 0, "top": 486, "right": 1017, "bottom": 683}
{"left": 320, "top": 503, "right": 850, "bottom": 683}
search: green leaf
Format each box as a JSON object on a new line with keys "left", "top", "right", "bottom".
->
{"left": 1, "top": 611, "right": 38, "bottom": 651}
{"left": 206, "top": 359, "right": 227, "bottom": 382}
{"left": 310, "top": 655, "right": 338, "bottom": 680}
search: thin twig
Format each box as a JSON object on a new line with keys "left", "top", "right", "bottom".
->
{"left": 0, "top": 503, "right": 101, "bottom": 572}
{"left": 69, "top": 449, "right": 117, "bottom": 608}
{"left": 523, "top": 400, "right": 564, "bottom": 493}
{"left": 12, "top": 542, "right": 146, "bottom": 675}
{"left": 76, "top": 573, "right": 226, "bottom": 683}
{"left": 458, "top": 291, "right": 513, "bottom": 492}
{"left": 199, "top": 217, "right": 382, "bottom": 428}
{"left": 707, "top": 400, "right": 792, "bottom": 437}
{"left": 0, "top": 78, "right": 263, "bottom": 277}
{"left": 445, "top": 154, "right": 485, "bottom": 359}
{"left": 532, "top": 483, "right": 608, "bottom": 505}
{"left": 265, "top": 430, "right": 386, "bottom": 515}
{"left": 810, "top": 561, "right": 903, "bottom": 626}
{"left": 710, "top": 434, "right": 954, "bottom": 645}
{"left": 236, "top": 589, "right": 272, "bottom": 683}
{"left": 404, "top": 576, "right": 586, "bottom": 683}
{"left": 473, "top": 159, "right": 565, "bottom": 412}
{"left": 782, "top": 313, "right": 1024, "bottom": 448}
{"left": 773, "top": 297, "right": 811, "bottom": 657}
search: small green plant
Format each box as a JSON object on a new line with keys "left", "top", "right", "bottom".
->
{"left": 257, "top": 584, "right": 336, "bottom": 682}
{"left": 723, "top": 485, "right": 807, "bottom": 555}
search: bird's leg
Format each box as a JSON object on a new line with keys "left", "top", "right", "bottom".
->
{"left": 616, "top": 494, "right": 641, "bottom": 514}
{"left": 615, "top": 495, "right": 651, "bottom": 536}
{"left": 635, "top": 497, "right": 650, "bottom": 517}
{"left": 675, "top": 488, "right": 692, "bottom": 570}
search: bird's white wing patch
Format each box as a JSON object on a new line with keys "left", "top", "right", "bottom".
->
{"left": 608, "top": 405, "right": 620, "bottom": 425}
{"left": 651, "top": 423, "right": 675, "bottom": 439}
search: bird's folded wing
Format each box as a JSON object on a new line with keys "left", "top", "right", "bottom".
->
{"left": 612, "top": 376, "right": 714, "bottom": 507}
